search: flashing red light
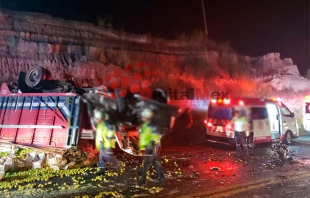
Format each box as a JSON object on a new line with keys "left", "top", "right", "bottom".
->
{"left": 239, "top": 100, "right": 244, "bottom": 106}
{"left": 204, "top": 120, "right": 207, "bottom": 124}
{"left": 207, "top": 122, "right": 212, "bottom": 127}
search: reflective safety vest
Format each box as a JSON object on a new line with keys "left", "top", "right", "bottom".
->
{"left": 232, "top": 116, "right": 248, "bottom": 132}
{"left": 95, "top": 121, "right": 116, "bottom": 150}
{"left": 139, "top": 122, "right": 161, "bottom": 150}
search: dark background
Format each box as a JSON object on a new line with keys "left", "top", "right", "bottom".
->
{"left": 0, "top": 0, "right": 309, "bottom": 74}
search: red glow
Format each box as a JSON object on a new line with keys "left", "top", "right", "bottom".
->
{"left": 226, "top": 124, "right": 232, "bottom": 129}
{"left": 211, "top": 99, "right": 217, "bottom": 104}
{"left": 239, "top": 100, "right": 244, "bottom": 106}
{"left": 207, "top": 122, "right": 212, "bottom": 127}
{"left": 204, "top": 120, "right": 207, "bottom": 124}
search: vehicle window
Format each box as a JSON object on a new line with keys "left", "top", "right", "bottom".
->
{"left": 250, "top": 107, "right": 268, "bottom": 119}
{"left": 280, "top": 106, "right": 291, "bottom": 116}
{"left": 306, "top": 103, "right": 310, "bottom": 113}
{"left": 207, "top": 106, "right": 233, "bottom": 120}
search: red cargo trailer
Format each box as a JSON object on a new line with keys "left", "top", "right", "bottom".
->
{"left": 0, "top": 83, "right": 84, "bottom": 148}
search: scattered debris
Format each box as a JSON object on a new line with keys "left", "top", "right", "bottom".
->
{"left": 0, "top": 147, "right": 90, "bottom": 180}
{"left": 266, "top": 141, "right": 290, "bottom": 163}
{"left": 188, "top": 165, "right": 194, "bottom": 168}
{"left": 211, "top": 167, "right": 219, "bottom": 171}
{"left": 190, "top": 172, "right": 200, "bottom": 178}
{"left": 148, "top": 187, "right": 164, "bottom": 194}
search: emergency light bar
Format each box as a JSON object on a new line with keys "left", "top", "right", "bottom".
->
{"left": 210, "top": 98, "right": 230, "bottom": 106}
{"left": 223, "top": 98, "right": 230, "bottom": 105}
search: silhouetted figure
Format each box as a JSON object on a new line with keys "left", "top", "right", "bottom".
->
{"left": 179, "top": 108, "right": 193, "bottom": 145}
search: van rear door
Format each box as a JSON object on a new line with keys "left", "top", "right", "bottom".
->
{"left": 250, "top": 107, "right": 270, "bottom": 142}
{"left": 266, "top": 102, "right": 282, "bottom": 139}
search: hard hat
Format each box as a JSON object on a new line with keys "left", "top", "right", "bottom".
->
{"left": 141, "top": 108, "right": 153, "bottom": 118}
{"left": 93, "top": 109, "right": 105, "bottom": 120}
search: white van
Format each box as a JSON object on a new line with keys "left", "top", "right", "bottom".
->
{"left": 204, "top": 97, "right": 299, "bottom": 148}
{"left": 303, "top": 95, "right": 310, "bottom": 131}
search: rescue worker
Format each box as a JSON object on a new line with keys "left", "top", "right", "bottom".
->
{"left": 179, "top": 108, "right": 193, "bottom": 145}
{"left": 231, "top": 110, "right": 249, "bottom": 156}
{"left": 137, "top": 108, "right": 165, "bottom": 185}
{"left": 93, "top": 109, "right": 119, "bottom": 175}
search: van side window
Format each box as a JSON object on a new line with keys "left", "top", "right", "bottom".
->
{"left": 306, "top": 103, "right": 310, "bottom": 113}
{"left": 280, "top": 107, "right": 292, "bottom": 116}
{"left": 250, "top": 107, "right": 268, "bottom": 119}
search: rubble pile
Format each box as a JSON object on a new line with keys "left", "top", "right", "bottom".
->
{"left": 266, "top": 141, "right": 290, "bottom": 162}
{"left": 0, "top": 148, "right": 88, "bottom": 181}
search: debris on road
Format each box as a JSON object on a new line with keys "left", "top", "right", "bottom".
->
{"left": 211, "top": 167, "right": 219, "bottom": 171}
{"left": 266, "top": 141, "right": 290, "bottom": 164}
{"left": 148, "top": 186, "right": 164, "bottom": 194}
{"left": 0, "top": 146, "right": 91, "bottom": 180}
{"left": 190, "top": 172, "right": 200, "bottom": 178}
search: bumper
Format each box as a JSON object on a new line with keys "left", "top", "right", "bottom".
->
{"left": 206, "top": 135, "right": 235, "bottom": 145}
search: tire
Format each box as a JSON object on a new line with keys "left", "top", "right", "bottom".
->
{"left": 25, "top": 67, "right": 47, "bottom": 89}
{"left": 247, "top": 133, "right": 256, "bottom": 149}
{"left": 284, "top": 131, "right": 293, "bottom": 144}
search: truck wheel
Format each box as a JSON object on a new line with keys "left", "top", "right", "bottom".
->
{"left": 25, "top": 67, "right": 47, "bottom": 89}
{"left": 247, "top": 133, "right": 256, "bottom": 149}
{"left": 284, "top": 131, "right": 293, "bottom": 144}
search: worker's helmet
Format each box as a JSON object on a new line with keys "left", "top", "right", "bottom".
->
{"left": 93, "top": 109, "right": 105, "bottom": 120}
{"left": 141, "top": 108, "right": 153, "bottom": 118}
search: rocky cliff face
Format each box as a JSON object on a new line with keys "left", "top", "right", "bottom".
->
{"left": 0, "top": 9, "right": 308, "bottom": 93}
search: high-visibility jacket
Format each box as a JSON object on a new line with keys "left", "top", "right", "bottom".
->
{"left": 95, "top": 121, "right": 116, "bottom": 150}
{"left": 139, "top": 122, "right": 161, "bottom": 150}
{"left": 232, "top": 116, "right": 248, "bottom": 132}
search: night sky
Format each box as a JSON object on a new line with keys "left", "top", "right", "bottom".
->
{"left": 0, "top": 0, "right": 309, "bottom": 74}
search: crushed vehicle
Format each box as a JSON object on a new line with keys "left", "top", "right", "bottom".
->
{"left": 204, "top": 97, "right": 299, "bottom": 148}
{"left": 0, "top": 66, "right": 179, "bottom": 157}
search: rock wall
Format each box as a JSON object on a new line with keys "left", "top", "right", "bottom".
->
{"left": 0, "top": 9, "right": 308, "bottom": 93}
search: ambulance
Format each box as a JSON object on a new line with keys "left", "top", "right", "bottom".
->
{"left": 303, "top": 95, "right": 310, "bottom": 132}
{"left": 204, "top": 97, "right": 299, "bottom": 148}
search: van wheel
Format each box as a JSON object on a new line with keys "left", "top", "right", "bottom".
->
{"left": 247, "top": 134, "right": 256, "bottom": 149}
{"left": 284, "top": 131, "right": 293, "bottom": 144}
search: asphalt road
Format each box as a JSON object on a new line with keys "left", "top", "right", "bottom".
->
{"left": 4, "top": 136, "right": 310, "bottom": 198}
{"left": 72, "top": 135, "right": 310, "bottom": 198}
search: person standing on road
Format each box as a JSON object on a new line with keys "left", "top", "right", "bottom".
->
{"left": 93, "top": 109, "right": 119, "bottom": 175}
{"left": 231, "top": 110, "right": 249, "bottom": 155}
{"left": 137, "top": 108, "right": 165, "bottom": 185}
{"left": 179, "top": 108, "right": 193, "bottom": 145}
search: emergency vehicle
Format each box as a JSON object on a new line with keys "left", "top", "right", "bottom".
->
{"left": 303, "top": 95, "right": 310, "bottom": 132}
{"left": 204, "top": 97, "right": 299, "bottom": 148}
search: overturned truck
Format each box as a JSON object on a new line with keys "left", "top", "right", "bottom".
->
{"left": 0, "top": 67, "right": 179, "bottom": 157}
